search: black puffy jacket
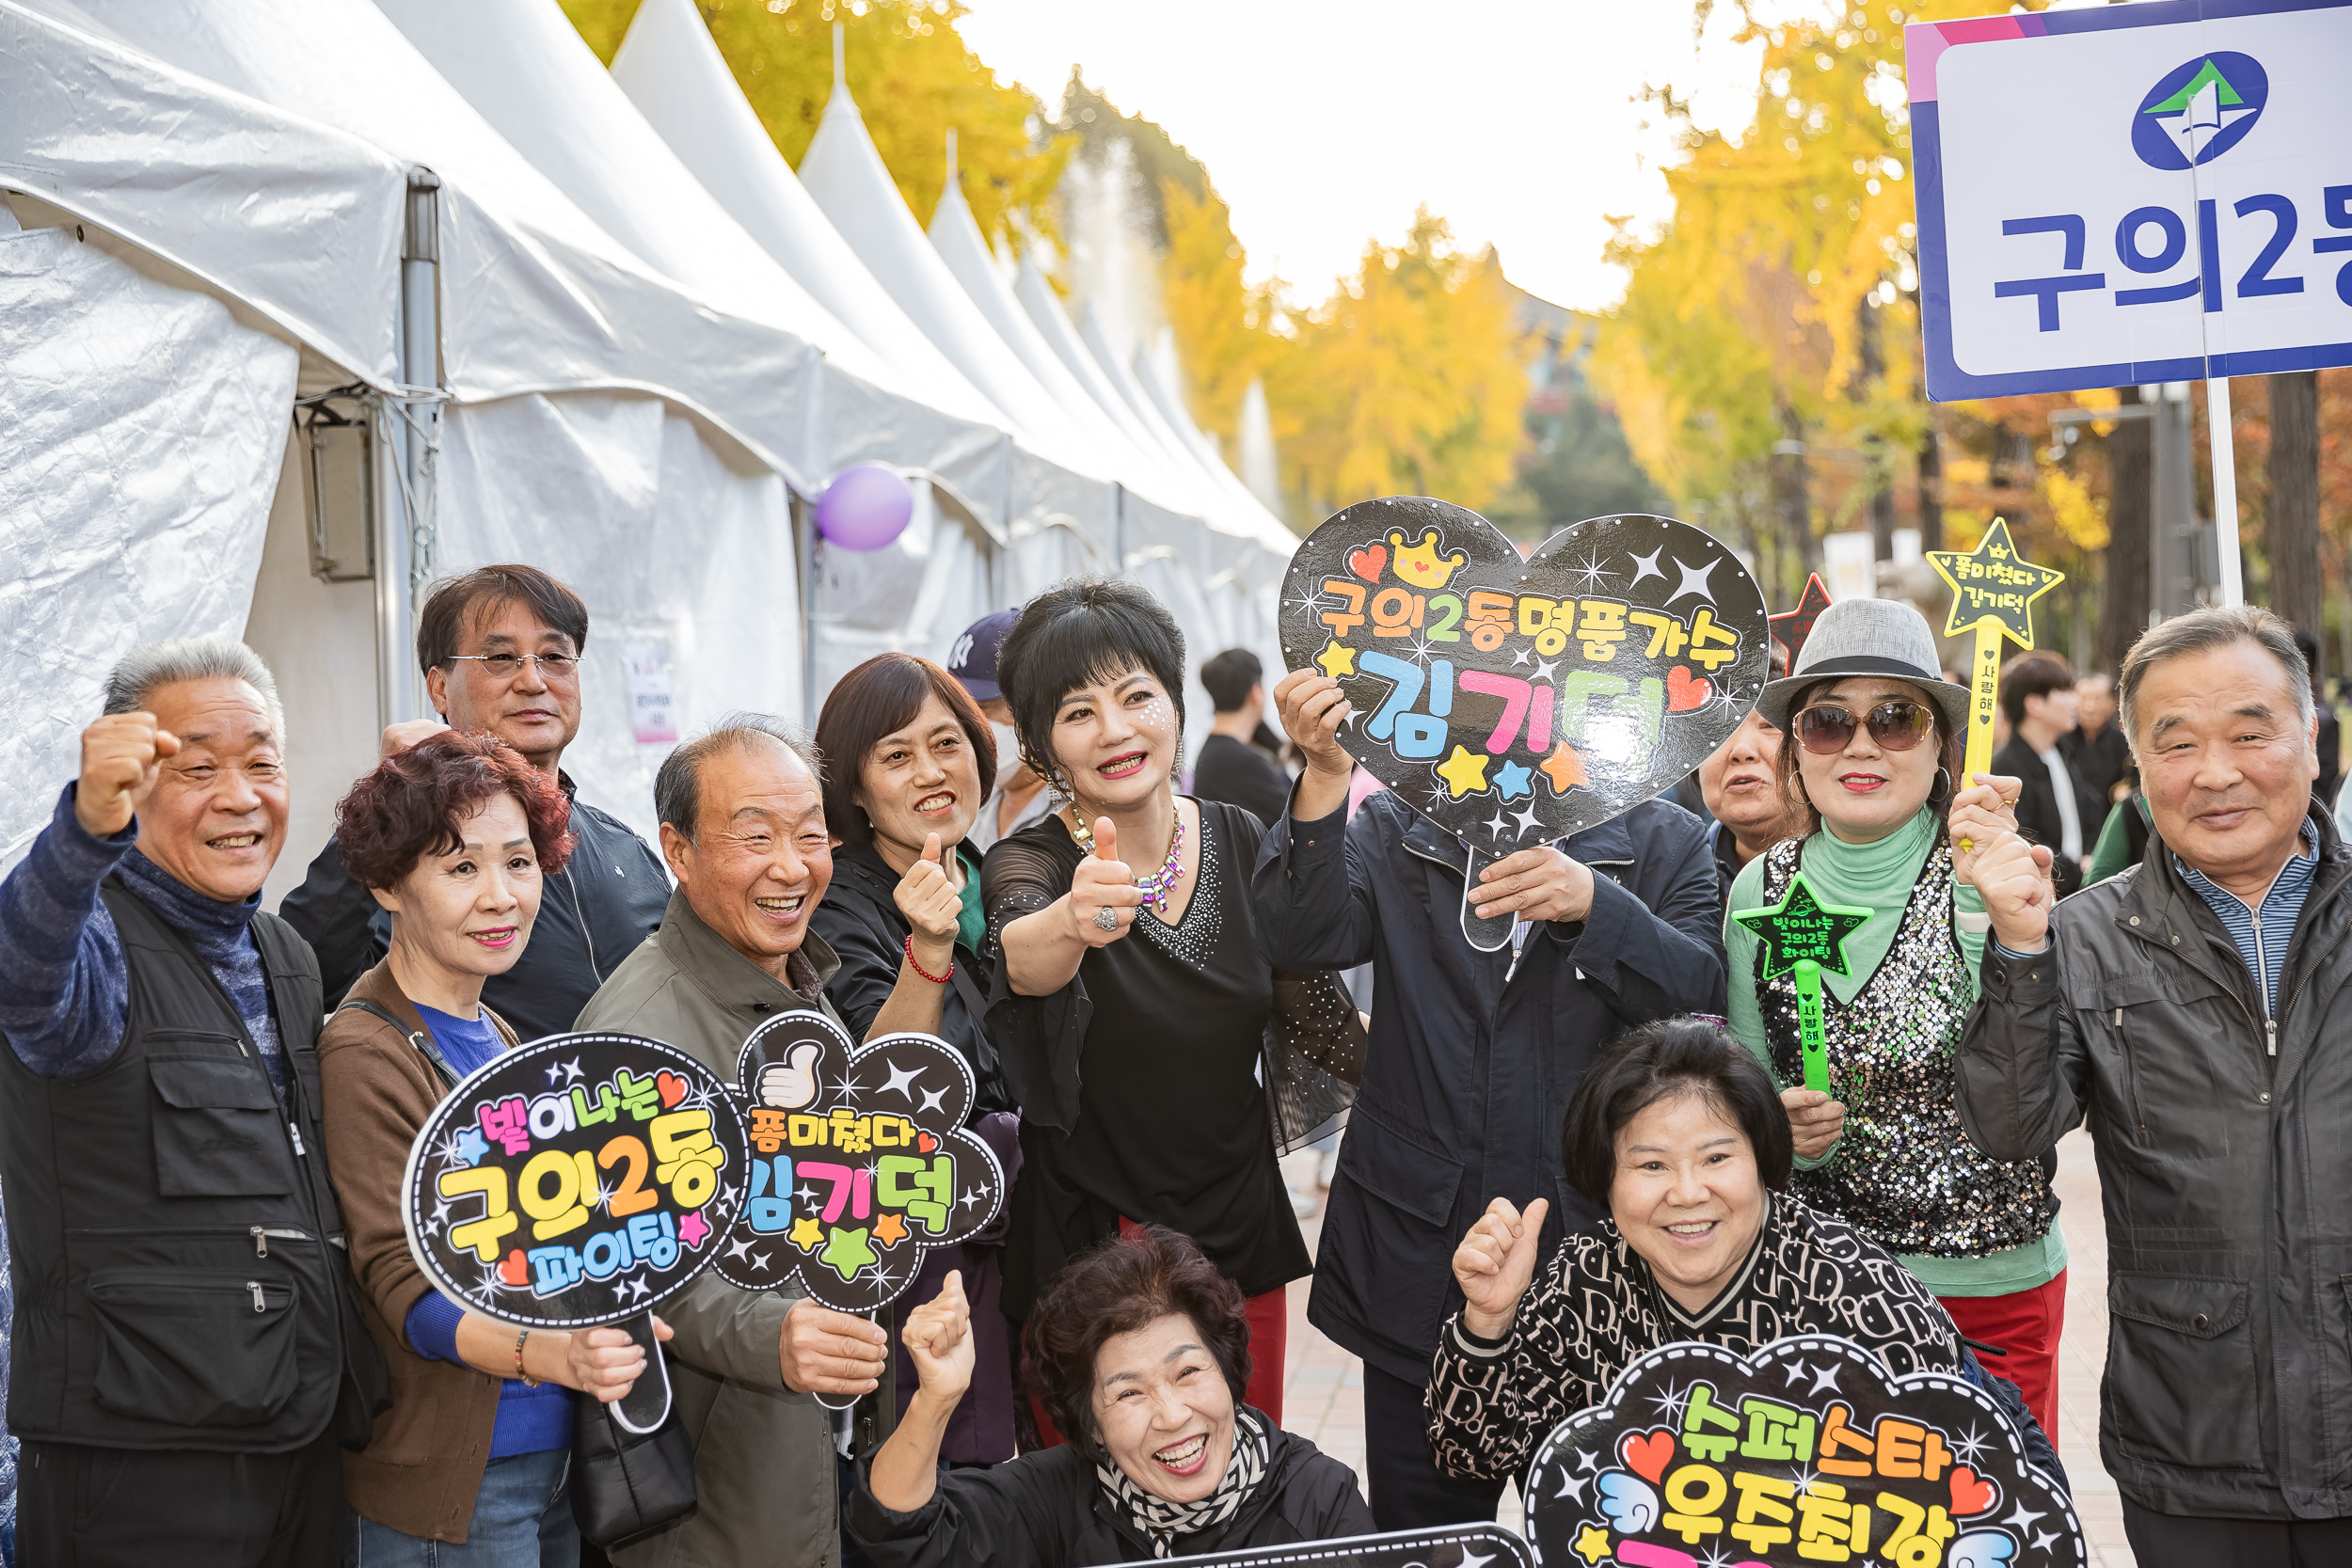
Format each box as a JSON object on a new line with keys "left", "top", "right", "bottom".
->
{"left": 1960, "top": 803, "right": 2352, "bottom": 1520}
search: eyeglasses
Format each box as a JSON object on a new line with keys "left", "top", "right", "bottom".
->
{"left": 447, "top": 654, "right": 580, "bottom": 682}
{"left": 1793, "top": 699, "right": 1935, "bottom": 754}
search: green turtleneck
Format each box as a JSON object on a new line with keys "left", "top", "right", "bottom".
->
{"left": 1724, "top": 807, "right": 2064, "bottom": 1299}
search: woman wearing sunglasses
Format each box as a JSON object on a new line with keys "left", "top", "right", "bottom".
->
{"left": 1724, "top": 597, "right": 2067, "bottom": 1443}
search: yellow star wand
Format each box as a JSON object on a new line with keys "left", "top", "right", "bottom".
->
{"left": 1926, "top": 518, "right": 2065, "bottom": 850}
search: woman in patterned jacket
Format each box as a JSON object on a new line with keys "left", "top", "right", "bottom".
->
{"left": 1425, "top": 1018, "right": 1977, "bottom": 1483}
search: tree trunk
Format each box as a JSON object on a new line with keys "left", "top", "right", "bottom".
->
{"left": 1857, "top": 297, "right": 1896, "bottom": 560}
{"left": 2267, "top": 371, "right": 2322, "bottom": 673}
{"left": 1916, "top": 412, "right": 1944, "bottom": 554}
{"left": 1773, "top": 400, "right": 1818, "bottom": 595}
{"left": 2099, "top": 387, "right": 2153, "bottom": 677}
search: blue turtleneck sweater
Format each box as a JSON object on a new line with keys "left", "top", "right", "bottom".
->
{"left": 0, "top": 784, "right": 285, "bottom": 1089}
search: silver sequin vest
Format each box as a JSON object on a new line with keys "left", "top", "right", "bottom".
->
{"left": 1756, "top": 836, "right": 2057, "bottom": 1258}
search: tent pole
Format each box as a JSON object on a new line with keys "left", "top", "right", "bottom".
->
{"left": 379, "top": 167, "right": 440, "bottom": 726}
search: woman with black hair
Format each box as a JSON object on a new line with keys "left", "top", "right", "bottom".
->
{"left": 812, "top": 651, "right": 1023, "bottom": 1464}
{"left": 850, "top": 1227, "right": 1373, "bottom": 1566}
{"left": 1424, "top": 1017, "right": 1980, "bottom": 1483}
{"left": 984, "top": 578, "right": 1334, "bottom": 1431}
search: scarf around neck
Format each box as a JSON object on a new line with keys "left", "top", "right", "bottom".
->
{"left": 1095, "top": 1405, "right": 1271, "bottom": 1558}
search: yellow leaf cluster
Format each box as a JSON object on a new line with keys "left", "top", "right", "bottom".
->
{"left": 2040, "top": 467, "right": 2109, "bottom": 551}
{"left": 1594, "top": 2, "right": 2042, "bottom": 533}
{"left": 1265, "top": 213, "right": 1532, "bottom": 516}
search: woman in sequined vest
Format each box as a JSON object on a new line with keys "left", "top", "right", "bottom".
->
{"left": 1723, "top": 598, "right": 2066, "bottom": 1438}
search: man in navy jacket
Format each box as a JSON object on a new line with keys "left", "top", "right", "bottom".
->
{"left": 1253, "top": 670, "right": 1726, "bottom": 1530}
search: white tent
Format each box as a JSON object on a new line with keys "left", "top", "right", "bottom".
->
{"left": 4, "top": 0, "right": 825, "bottom": 886}
{"left": 607, "top": 0, "right": 1003, "bottom": 426}
{"left": 2, "top": 0, "right": 1298, "bottom": 879}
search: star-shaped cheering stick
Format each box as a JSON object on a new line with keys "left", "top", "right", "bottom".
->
{"left": 1927, "top": 518, "right": 2065, "bottom": 848}
{"left": 1769, "top": 573, "right": 1834, "bottom": 669}
{"left": 1732, "top": 873, "right": 1873, "bottom": 1092}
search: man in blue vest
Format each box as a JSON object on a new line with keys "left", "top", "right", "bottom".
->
{"left": 0, "top": 637, "right": 382, "bottom": 1565}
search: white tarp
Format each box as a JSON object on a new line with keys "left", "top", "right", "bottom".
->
{"left": 798, "top": 62, "right": 1103, "bottom": 482}
{"left": 610, "top": 0, "right": 1001, "bottom": 426}
{"left": 37, "top": 0, "right": 828, "bottom": 483}
{"left": 0, "top": 216, "right": 298, "bottom": 865}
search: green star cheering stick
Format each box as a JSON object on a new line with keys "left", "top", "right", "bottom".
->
{"left": 1732, "top": 873, "right": 1873, "bottom": 1092}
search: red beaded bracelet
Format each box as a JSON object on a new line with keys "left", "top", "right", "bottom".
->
{"left": 903, "top": 933, "right": 954, "bottom": 985}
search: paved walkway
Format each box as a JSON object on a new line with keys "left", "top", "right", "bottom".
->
{"left": 1278, "top": 1125, "right": 2135, "bottom": 1563}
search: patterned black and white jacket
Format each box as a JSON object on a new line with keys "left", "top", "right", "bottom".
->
{"left": 1424, "top": 1193, "right": 1966, "bottom": 1481}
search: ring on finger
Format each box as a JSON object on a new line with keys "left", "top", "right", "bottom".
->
{"left": 1094, "top": 905, "right": 1120, "bottom": 932}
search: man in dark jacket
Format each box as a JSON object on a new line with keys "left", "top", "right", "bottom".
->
{"left": 1993, "top": 652, "right": 2101, "bottom": 899}
{"left": 280, "top": 564, "right": 669, "bottom": 1039}
{"left": 1255, "top": 669, "right": 1726, "bottom": 1530}
{"left": 0, "top": 637, "right": 383, "bottom": 1565}
{"left": 1193, "top": 648, "right": 1293, "bottom": 827}
{"left": 1956, "top": 605, "right": 2352, "bottom": 1564}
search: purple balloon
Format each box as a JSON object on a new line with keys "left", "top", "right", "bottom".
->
{"left": 816, "top": 462, "right": 914, "bottom": 551}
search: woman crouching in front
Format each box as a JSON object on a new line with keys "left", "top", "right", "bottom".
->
{"left": 1425, "top": 1018, "right": 2056, "bottom": 1483}
{"left": 850, "top": 1226, "right": 1374, "bottom": 1564}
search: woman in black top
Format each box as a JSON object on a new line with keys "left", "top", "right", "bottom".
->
{"left": 813, "top": 651, "right": 1023, "bottom": 1463}
{"left": 986, "top": 578, "right": 1311, "bottom": 1429}
{"left": 852, "top": 1227, "right": 1372, "bottom": 1566}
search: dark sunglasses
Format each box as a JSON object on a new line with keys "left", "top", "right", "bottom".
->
{"left": 1793, "top": 699, "right": 1935, "bottom": 754}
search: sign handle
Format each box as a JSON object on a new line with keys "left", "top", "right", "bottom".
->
{"left": 1459, "top": 847, "right": 1516, "bottom": 953}
{"left": 1956, "top": 622, "right": 2004, "bottom": 851}
{"left": 608, "top": 1309, "right": 674, "bottom": 1435}
{"left": 1792, "top": 958, "right": 1831, "bottom": 1093}
{"left": 2207, "top": 375, "right": 2243, "bottom": 607}
{"left": 816, "top": 1308, "right": 882, "bottom": 1412}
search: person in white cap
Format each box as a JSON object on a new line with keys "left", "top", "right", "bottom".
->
{"left": 1725, "top": 596, "right": 2066, "bottom": 1439}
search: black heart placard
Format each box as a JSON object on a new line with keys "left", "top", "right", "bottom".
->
{"left": 1280, "top": 499, "right": 1768, "bottom": 942}
{"left": 1525, "top": 1335, "right": 2085, "bottom": 1568}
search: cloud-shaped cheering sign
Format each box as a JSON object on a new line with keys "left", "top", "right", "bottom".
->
{"left": 1525, "top": 1335, "right": 2084, "bottom": 1568}
{"left": 713, "top": 1010, "right": 1005, "bottom": 1316}
{"left": 403, "top": 1033, "right": 749, "bottom": 1330}
{"left": 1280, "top": 499, "right": 1767, "bottom": 948}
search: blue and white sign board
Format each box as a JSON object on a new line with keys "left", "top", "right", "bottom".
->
{"left": 1910, "top": 0, "right": 2352, "bottom": 401}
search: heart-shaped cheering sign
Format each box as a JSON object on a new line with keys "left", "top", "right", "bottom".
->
{"left": 714, "top": 1010, "right": 1005, "bottom": 1318}
{"left": 1280, "top": 499, "right": 1769, "bottom": 943}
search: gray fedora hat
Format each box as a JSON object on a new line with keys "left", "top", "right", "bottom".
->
{"left": 1755, "top": 596, "right": 1972, "bottom": 733}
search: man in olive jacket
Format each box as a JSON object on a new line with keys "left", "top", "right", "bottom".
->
{"left": 1954, "top": 606, "right": 2352, "bottom": 1565}
{"left": 577, "top": 718, "right": 891, "bottom": 1568}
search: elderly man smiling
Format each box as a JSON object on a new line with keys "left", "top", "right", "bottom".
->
{"left": 1956, "top": 606, "right": 2352, "bottom": 1564}
{"left": 576, "top": 716, "right": 891, "bottom": 1568}
{"left": 0, "top": 637, "right": 383, "bottom": 1566}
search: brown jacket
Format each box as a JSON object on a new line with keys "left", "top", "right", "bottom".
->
{"left": 316, "top": 960, "right": 521, "bottom": 1543}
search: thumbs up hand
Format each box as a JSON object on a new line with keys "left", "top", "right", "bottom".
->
{"left": 1067, "top": 816, "right": 1140, "bottom": 948}
{"left": 757, "top": 1040, "right": 823, "bottom": 1110}
{"left": 894, "top": 832, "right": 962, "bottom": 976}
{"left": 1453, "top": 1196, "right": 1550, "bottom": 1339}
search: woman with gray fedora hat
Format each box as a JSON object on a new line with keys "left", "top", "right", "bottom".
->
{"left": 1724, "top": 594, "right": 2069, "bottom": 1440}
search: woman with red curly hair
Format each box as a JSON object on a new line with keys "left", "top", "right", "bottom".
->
{"left": 850, "top": 1227, "right": 1372, "bottom": 1565}
{"left": 315, "top": 731, "right": 669, "bottom": 1564}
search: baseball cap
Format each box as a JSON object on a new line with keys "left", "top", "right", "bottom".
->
{"left": 947, "top": 609, "right": 1020, "bottom": 703}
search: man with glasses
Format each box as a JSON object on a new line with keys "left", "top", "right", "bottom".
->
{"left": 281, "top": 565, "right": 670, "bottom": 1038}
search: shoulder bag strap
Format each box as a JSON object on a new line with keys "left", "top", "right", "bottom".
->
{"left": 335, "top": 997, "right": 461, "bottom": 1092}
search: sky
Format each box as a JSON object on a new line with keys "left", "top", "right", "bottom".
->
{"left": 957, "top": 0, "right": 1779, "bottom": 313}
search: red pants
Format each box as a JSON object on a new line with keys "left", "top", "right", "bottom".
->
{"left": 1938, "top": 1269, "right": 2066, "bottom": 1441}
{"left": 1026, "top": 1283, "right": 1287, "bottom": 1448}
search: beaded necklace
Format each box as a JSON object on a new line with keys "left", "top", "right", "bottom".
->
{"left": 1067, "top": 806, "right": 1187, "bottom": 913}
